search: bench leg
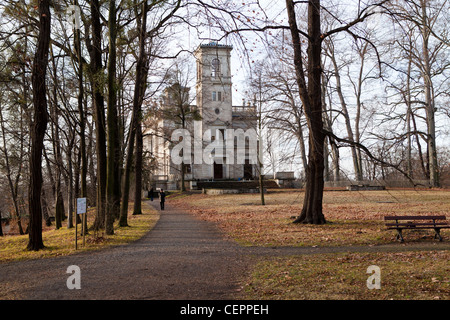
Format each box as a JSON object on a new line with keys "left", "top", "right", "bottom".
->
{"left": 396, "top": 229, "right": 404, "bottom": 243}
{"left": 434, "top": 228, "right": 442, "bottom": 242}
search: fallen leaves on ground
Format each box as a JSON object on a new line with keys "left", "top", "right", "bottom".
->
{"left": 170, "top": 189, "right": 450, "bottom": 247}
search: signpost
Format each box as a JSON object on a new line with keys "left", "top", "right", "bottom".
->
{"left": 76, "top": 198, "right": 87, "bottom": 249}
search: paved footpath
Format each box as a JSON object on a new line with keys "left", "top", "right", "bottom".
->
{"left": 0, "top": 201, "right": 251, "bottom": 299}
{"left": 1, "top": 201, "right": 449, "bottom": 300}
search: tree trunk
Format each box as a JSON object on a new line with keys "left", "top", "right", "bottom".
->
{"left": 328, "top": 44, "right": 362, "bottom": 181}
{"left": 27, "top": 0, "right": 51, "bottom": 251}
{"left": 66, "top": 144, "right": 74, "bottom": 229}
{"left": 89, "top": 0, "right": 107, "bottom": 232}
{"left": 405, "top": 36, "right": 413, "bottom": 178}
{"left": 0, "top": 105, "right": 25, "bottom": 234}
{"left": 106, "top": 0, "right": 119, "bottom": 235}
{"left": 0, "top": 210, "right": 3, "bottom": 237}
{"left": 55, "top": 189, "right": 64, "bottom": 230}
{"left": 420, "top": 2, "right": 439, "bottom": 187}
{"left": 353, "top": 43, "right": 367, "bottom": 182}
{"left": 322, "top": 79, "right": 340, "bottom": 182}
{"left": 133, "top": 120, "right": 144, "bottom": 215}
{"left": 122, "top": 1, "right": 149, "bottom": 222}
{"left": 75, "top": 0, "right": 87, "bottom": 200}
{"left": 399, "top": 0, "right": 440, "bottom": 187}
{"left": 286, "top": 0, "right": 326, "bottom": 225}
{"left": 323, "top": 139, "right": 330, "bottom": 182}
{"left": 259, "top": 170, "right": 265, "bottom": 206}
{"left": 49, "top": 53, "right": 66, "bottom": 229}
{"left": 41, "top": 188, "right": 52, "bottom": 226}
{"left": 257, "top": 101, "right": 265, "bottom": 205}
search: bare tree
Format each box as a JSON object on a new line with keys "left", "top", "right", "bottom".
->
{"left": 262, "top": 56, "right": 309, "bottom": 179}
{"left": 120, "top": 0, "right": 151, "bottom": 226}
{"left": 324, "top": 36, "right": 364, "bottom": 181}
{"left": 246, "top": 61, "right": 276, "bottom": 205}
{"left": 386, "top": 0, "right": 449, "bottom": 187}
{"left": 285, "top": 0, "right": 393, "bottom": 224}
{"left": 27, "top": 0, "right": 51, "bottom": 251}
{"left": 189, "top": 0, "right": 391, "bottom": 223}
{"left": 158, "top": 58, "right": 200, "bottom": 191}
{"left": 0, "top": 92, "right": 27, "bottom": 234}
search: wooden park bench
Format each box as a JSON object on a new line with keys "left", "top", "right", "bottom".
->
{"left": 384, "top": 215, "right": 450, "bottom": 242}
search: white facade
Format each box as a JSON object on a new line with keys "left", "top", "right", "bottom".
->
{"left": 144, "top": 42, "right": 257, "bottom": 190}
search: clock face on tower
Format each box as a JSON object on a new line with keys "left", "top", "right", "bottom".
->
{"left": 195, "top": 43, "right": 233, "bottom": 124}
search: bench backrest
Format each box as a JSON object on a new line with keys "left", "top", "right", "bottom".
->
{"left": 384, "top": 215, "right": 446, "bottom": 221}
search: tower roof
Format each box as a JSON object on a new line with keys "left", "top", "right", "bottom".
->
{"left": 199, "top": 41, "right": 233, "bottom": 49}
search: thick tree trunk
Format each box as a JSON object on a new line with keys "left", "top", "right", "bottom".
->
{"left": 294, "top": 142, "right": 326, "bottom": 224}
{"left": 286, "top": 0, "right": 326, "bottom": 225}
{"left": 121, "top": 1, "right": 149, "bottom": 222}
{"left": 106, "top": 0, "right": 119, "bottom": 235}
{"left": 27, "top": 0, "right": 51, "bottom": 251}
{"left": 89, "top": 0, "right": 107, "bottom": 232}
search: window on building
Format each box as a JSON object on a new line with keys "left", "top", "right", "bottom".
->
{"left": 211, "top": 58, "right": 220, "bottom": 78}
{"left": 212, "top": 91, "right": 222, "bottom": 102}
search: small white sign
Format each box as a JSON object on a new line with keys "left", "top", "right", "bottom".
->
{"left": 77, "top": 198, "right": 87, "bottom": 215}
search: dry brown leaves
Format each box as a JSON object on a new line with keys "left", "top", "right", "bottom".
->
{"left": 170, "top": 190, "right": 450, "bottom": 247}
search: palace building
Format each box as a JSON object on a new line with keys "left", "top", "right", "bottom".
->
{"left": 143, "top": 42, "right": 258, "bottom": 190}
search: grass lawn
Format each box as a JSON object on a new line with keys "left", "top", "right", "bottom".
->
{"left": 2, "top": 189, "right": 448, "bottom": 300}
{"left": 239, "top": 251, "right": 450, "bottom": 300}
{"left": 0, "top": 201, "right": 159, "bottom": 263}
{"left": 170, "top": 188, "right": 450, "bottom": 247}
{"left": 170, "top": 188, "right": 450, "bottom": 300}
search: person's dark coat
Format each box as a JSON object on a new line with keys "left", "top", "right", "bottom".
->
{"left": 159, "top": 190, "right": 166, "bottom": 210}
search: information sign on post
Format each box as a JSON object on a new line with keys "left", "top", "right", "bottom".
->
{"left": 77, "top": 198, "right": 87, "bottom": 215}
{"left": 75, "top": 198, "right": 87, "bottom": 249}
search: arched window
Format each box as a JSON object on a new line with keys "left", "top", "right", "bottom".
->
{"left": 211, "top": 58, "right": 220, "bottom": 78}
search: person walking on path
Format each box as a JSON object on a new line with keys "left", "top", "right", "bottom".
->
{"left": 159, "top": 189, "right": 166, "bottom": 210}
{"left": 149, "top": 187, "right": 154, "bottom": 201}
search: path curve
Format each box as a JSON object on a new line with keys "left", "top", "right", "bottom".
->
{"left": 0, "top": 201, "right": 249, "bottom": 300}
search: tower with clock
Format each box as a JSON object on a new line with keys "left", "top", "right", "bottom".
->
{"left": 144, "top": 42, "right": 257, "bottom": 190}
{"left": 194, "top": 42, "right": 233, "bottom": 129}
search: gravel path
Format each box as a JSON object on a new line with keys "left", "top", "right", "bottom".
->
{"left": 0, "top": 201, "right": 250, "bottom": 300}
{"left": 1, "top": 200, "right": 449, "bottom": 300}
